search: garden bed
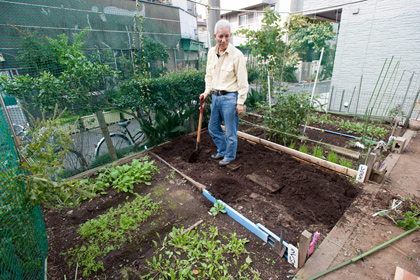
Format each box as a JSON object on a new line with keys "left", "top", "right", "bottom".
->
{"left": 43, "top": 154, "right": 291, "bottom": 279}
{"left": 239, "top": 111, "right": 402, "bottom": 169}
{"left": 43, "top": 123, "right": 371, "bottom": 279}
{"left": 152, "top": 131, "right": 362, "bottom": 249}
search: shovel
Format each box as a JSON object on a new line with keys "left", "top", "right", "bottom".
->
{"left": 188, "top": 97, "right": 206, "bottom": 163}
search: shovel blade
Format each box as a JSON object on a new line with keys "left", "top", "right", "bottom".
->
{"left": 188, "top": 148, "right": 201, "bottom": 163}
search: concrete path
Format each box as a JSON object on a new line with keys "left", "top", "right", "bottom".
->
{"left": 296, "top": 130, "right": 420, "bottom": 280}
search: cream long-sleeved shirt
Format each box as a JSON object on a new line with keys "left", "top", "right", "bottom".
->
{"left": 204, "top": 43, "right": 249, "bottom": 105}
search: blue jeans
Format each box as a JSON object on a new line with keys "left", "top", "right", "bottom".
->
{"left": 208, "top": 92, "right": 239, "bottom": 161}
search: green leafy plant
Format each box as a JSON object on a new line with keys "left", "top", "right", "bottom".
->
{"left": 210, "top": 201, "right": 227, "bottom": 216}
{"left": 289, "top": 141, "right": 296, "bottom": 149}
{"left": 236, "top": 9, "right": 285, "bottom": 80}
{"left": 258, "top": 92, "right": 313, "bottom": 145}
{"left": 339, "top": 158, "right": 353, "bottom": 169}
{"left": 145, "top": 226, "right": 260, "bottom": 279}
{"left": 394, "top": 205, "right": 420, "bottom": 230}
{"left": 299, "top": 144, "right": 308, "bottom": 154}
{"left": 313, "top": 146, "right": 324, "bottom": 159}
{"left": 65, "top": 193, "right": 161, "bottom": 277}
{"left": 94, "top": 155, "right": 159, "bottom": 193}
{"left": 245, "top": 88, "right": 266, "bottom": 111}
{"left": 327, "top": 151, "right": 338, "bottom": 163}
{"left": 18, "top": 106, "right": 95, "bottom": 208}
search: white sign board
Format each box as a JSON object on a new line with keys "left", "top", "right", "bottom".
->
{"left": 288, "top": 244, "right": 299, "bottom": 268}
{"left": 356, "top": 164, "right": 368, "bottom": 182}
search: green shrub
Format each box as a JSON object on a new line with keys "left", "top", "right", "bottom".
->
{"left": 327, "top": 151, "right": 338, "bottom": 163}
{"left": 258, "top": 92, "right": 313, "bottom": 145}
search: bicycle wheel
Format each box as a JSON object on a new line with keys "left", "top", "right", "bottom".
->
{"left": 66, "top": 149, "right": 88, "bottom": 173}
{"left": 54, "top": 147, "right": 88, "bottom": 176}
{"left": 95, "top": 133, "right": 132, "bottom": 158}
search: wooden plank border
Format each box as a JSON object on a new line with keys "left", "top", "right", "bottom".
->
{"left": 235, "top": 129, "right": 358, "bottom": 177}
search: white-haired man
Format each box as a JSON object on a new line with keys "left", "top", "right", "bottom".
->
{"left": 200, "top": 19, "right": 249, "bottom": 166}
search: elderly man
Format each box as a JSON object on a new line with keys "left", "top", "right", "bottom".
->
{"left": 200, "top": 20, "right": 249, "bottom": 166}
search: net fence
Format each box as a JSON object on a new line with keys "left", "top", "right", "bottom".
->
{"left": 0, "top": 0, "right": 204, "bottom": 174}
{"left": 0, "top": 101, "right": 48, "bottom": 279}
{"left": 0, "top": 0, "right": 205, "bottom": 278}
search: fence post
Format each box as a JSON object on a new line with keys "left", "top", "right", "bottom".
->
{"left": 96, "top": 111, "right": 118, "bottom": 160}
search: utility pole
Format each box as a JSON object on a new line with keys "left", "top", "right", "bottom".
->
{"left": 208, "top": 0, "right": 220, "bottom": 47}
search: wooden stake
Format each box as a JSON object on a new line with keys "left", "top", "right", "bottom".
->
{"left": 96, "top": 111, "right": 117, "bottom": 160}
{"left": 365, "top": 153, "right": 377, "bottom": 182}
{"left": 298, "top": 230, "right": 312, "bottom": 268}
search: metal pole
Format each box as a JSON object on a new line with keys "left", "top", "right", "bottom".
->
{"left": 327, "top": 85, "right": 334, "bottom": 111}
{"left": 355, "top": 75, "right": 363, "bottom": 116}
{"left": 365, "top": 59, "right": 388, "bottom": 116}
{"left": 339, "top": 90, "right": 345, "bottom": 112}
{"left": 309, "top": 48, "right": 324, "bottom": 105}
{"left": 397, "top": 72, "right": 415, "bottom": 123}
{"left": 384, "top": 70, "right": 405, "bottom": 117}
{"left": 0, "top": 93, "right": 24, "bottom": 161}
{"left": 347, "top": 86, "right": 356, "bottom": 114}
{"left": 375, "top": 59, "right": 399, "bottom": 116}
{"left": 307, "top": 227, "right": 418, "bottom": 280}
{"left": 208, "top": 0, "right": 220, "bottom": 48}
{"left": 371, "top": 56, "right": 394, "bottom": 115}
{"left": 303, "top": 48, "right": 324, "bottom": 135}
{"left": 404, "top": 86, "right": 420, "bottom": 127}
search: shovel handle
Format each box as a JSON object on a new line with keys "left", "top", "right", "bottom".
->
{"left": 197, "top": 97, "right": 205, "bottom": 143}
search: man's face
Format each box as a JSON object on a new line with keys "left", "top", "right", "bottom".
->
{"left": 214, "top": 27, "right": 231, "bottom": 52}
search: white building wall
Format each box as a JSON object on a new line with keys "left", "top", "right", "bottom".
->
{"left": 179, "top": 9, "right": 198, "bottom": 39}
{"left": 303, "top": 0, "right": 420, "bottom": 118}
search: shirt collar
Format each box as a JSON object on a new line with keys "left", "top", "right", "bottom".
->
{"left": 215, "top": 43, "right": 232, "bottom": 55}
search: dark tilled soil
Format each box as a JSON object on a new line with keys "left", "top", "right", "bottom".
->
{"left": 153, "top": 130, "right": 363, "bottom": 246}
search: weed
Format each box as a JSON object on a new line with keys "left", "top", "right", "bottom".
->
{"left": 289, "top": 141, "right": 296, "bottom": 149}
{"left": 165, "top": 169, "right": 176, "bottom": 180}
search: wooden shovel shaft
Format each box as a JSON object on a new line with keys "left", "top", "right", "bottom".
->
{"left": 197, "top": 111, "right": 203, "bottom": 143}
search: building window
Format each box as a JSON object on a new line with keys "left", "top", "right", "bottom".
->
{"left": 248, "top": 12, "right": 254, "bottom": 24}
{"left": 239, "top": 14, "right": 246, "bottom": 26}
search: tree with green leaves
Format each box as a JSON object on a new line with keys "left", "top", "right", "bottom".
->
{"left": 236, "top": 9, "right": 286, "bottom": 80}
{"left": 287, "top": 14, "right": 336, "bottom": 78}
